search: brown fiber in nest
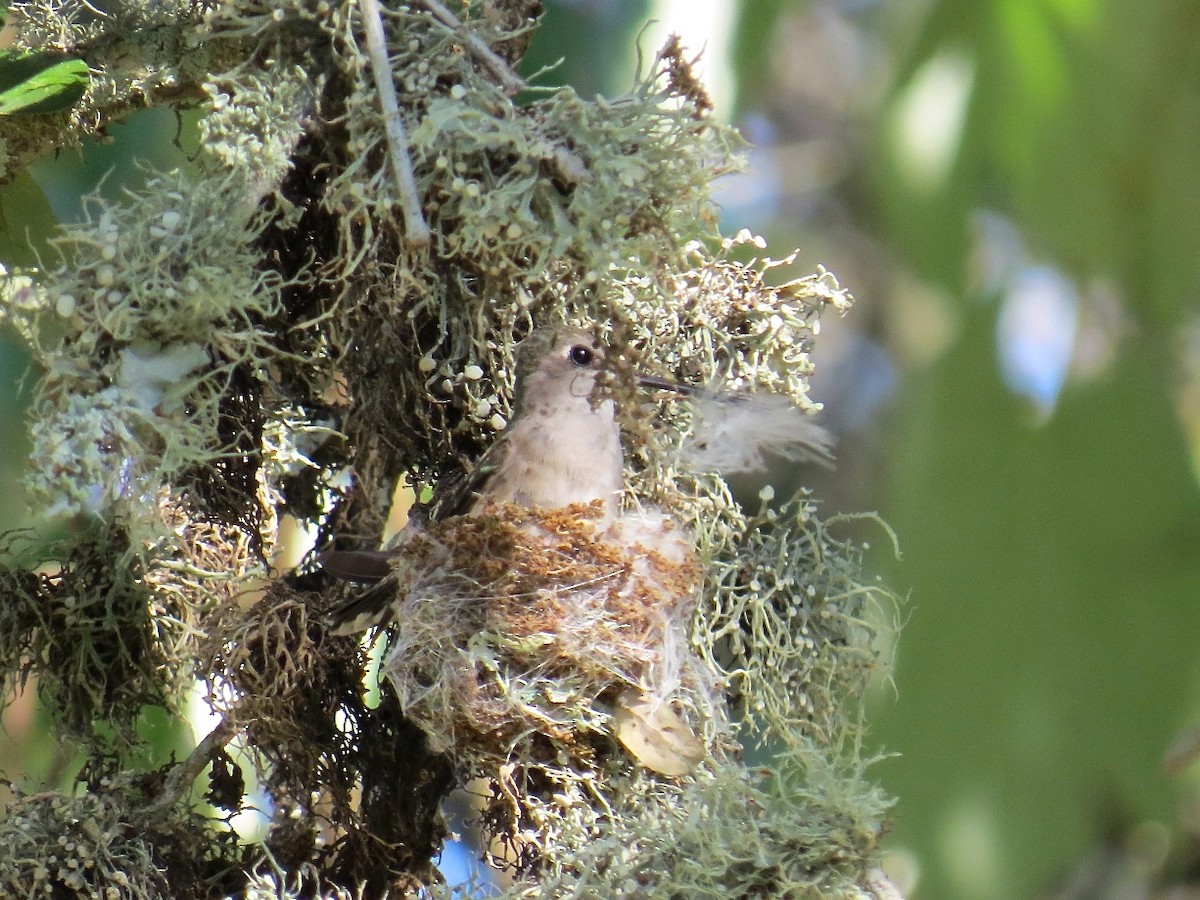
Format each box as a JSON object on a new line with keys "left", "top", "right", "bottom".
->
{"left": 374, "top": 501, "right": 705, "bottom": 764}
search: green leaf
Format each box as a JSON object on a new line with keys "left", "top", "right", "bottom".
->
{"left": 0, "top": 51, "right": 89, "bottom": 116}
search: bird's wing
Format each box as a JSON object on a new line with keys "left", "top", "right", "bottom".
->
{"left": 326, "top": 574, "right": 400, "bottom": 635}
{"left": 430, "top": 433, "right": 508, "bottom": 521}
{"left": 322, "top": 436, "right": 507, "bottom": 632}
{"left": 317, "top": 546, "right": 397, "bottom": 634}
{"left": 316, "top": 548, "right": 395, "bottom": 583}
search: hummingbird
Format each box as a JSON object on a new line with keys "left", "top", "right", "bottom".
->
{"left": 444, "top": 326, "right": 624, "bottom": 520}
{"left": 321, "top": 326, "right": 709, "bottom": 776}
{"left": 321, "top": 325, "right": 635, "bottom": 630}
{"left": 320, "top": 324, "right": 835, "bottom": 623}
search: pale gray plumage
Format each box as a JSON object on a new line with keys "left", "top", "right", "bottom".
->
{"left": 323, "top": 326, "right": 623, "bottom": 632}
{"left": 456, "top": 326, "right": 623, "bottom": 519}
{"left": 682, "top": 391, "right": 834, "bottom": 474}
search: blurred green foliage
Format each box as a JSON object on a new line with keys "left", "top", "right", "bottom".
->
{"left": 0, "top": 51, "right": 88, "bottom": 115}
{"left": 877, "top": 311, "right": 1200, "bottom": 898}
{"left": 877, "top": 0, "right": 1200, "bottom": 328}
{"left": 866, "top": 2, "right": 1200, "bottom": 897}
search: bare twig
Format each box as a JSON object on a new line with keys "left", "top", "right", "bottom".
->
{"left": 143, "top": 717, "right": 237, "bottom": 816}
{"left": 415, "top": 0, "right": 527, "bottom": 96}
{"left": 359, "top": 0, "right": 431, "bottom": 247}
{"left": 414, "top": 0, "right": 591, "bottom": 181}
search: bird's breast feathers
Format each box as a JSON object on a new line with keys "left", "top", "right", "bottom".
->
{"left": 485, "top": 399, "right": 622, "bottom": 511}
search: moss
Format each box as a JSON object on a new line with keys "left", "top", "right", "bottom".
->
{"left": 0, "top": 525, "right": 175, "bottom": 748}
{"left": 515, "top": 755, "right": 891, "bottom": 899}
{"left": 0, "top": 1, "right": 898, "bottom": 897}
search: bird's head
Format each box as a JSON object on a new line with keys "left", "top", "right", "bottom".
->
{"left": 512, "top": 326, "right": 610, "bottom": 415}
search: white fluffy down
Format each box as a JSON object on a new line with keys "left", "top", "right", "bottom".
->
{"left": 683, "top": 392, "right": 834, "bottom": 475}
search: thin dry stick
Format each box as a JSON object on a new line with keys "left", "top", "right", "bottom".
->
{"left": 359, "top": 0, "right": 431, "bottom": 247}
{"left": 413, "top": 0, "right": 589, "bottom": 184}
{"left": 415, "top": 0, "right": 527, "bottom": 96}
{"left": 142, "top": 717, "right": 237, "bottom": 816}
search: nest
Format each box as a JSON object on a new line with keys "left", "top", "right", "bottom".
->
{"left": 373, "top": 500, "right": 709, "bottom": 766}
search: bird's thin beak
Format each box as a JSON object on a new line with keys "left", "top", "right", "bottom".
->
{"left": 637, "top": 372, "right": 696, "bottom": 395}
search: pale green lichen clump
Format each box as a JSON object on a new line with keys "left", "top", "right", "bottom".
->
{"left": 0, "top": 1, "right": 898, "bottom": 897}
{"left": 7, "top": 168, "right": 287, "bottom": 531}
{"left": 0, "top": 775, "right": 221, "bottom": 900}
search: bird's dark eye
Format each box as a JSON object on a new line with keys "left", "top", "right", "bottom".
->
{"left": 568, "top": 344, "right": 594, "bottom": 367}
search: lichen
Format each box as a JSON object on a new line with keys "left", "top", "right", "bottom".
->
{"left": 0, "top": 1, "right": 898, "bottom": 897}
{"left": 0, "top": 1, "right": 243, "bottom": 179}
{"left": 1, "top": 162, "right": 296, "bottom": 547}
{"left": 507, "top": 753, "right": 891, "bottom": 899}
{"left": 0, "top": 772, "right": 236, "bottom": 900}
